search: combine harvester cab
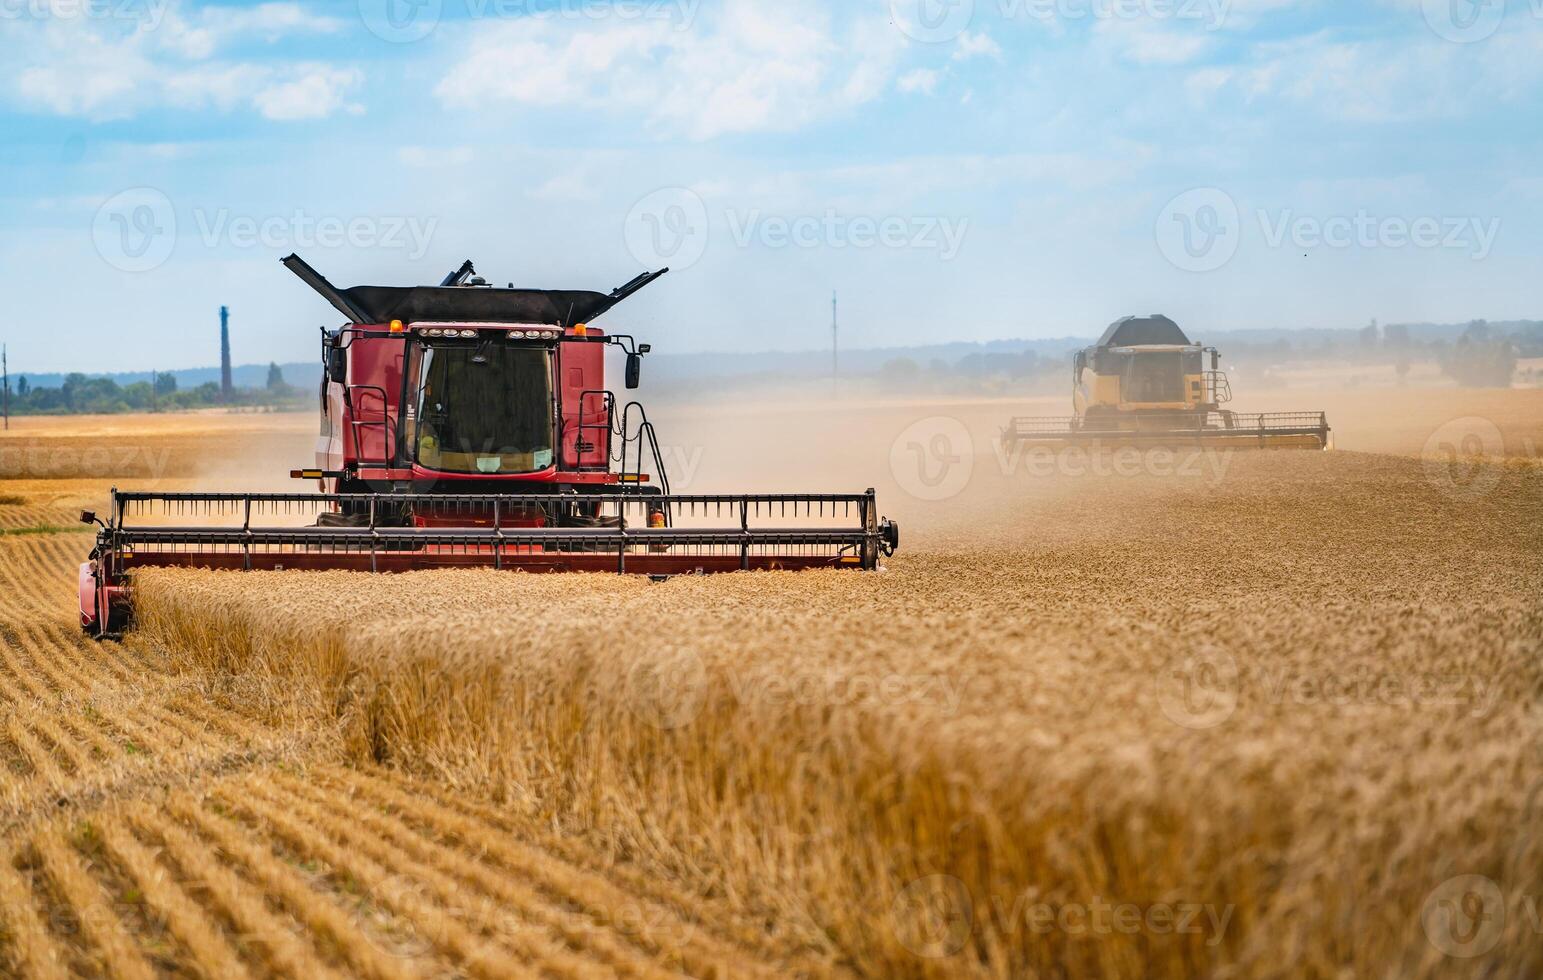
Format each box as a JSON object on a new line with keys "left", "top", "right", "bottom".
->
{"left": 1002, "top": 315, "right": 1332, "bottom": 452}
{"left": 79, "top": 255, "right": 899, "bottom": 638}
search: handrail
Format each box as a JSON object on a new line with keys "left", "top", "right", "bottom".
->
{"left": 1204, "top": 371, "right": 1233, "bottom": 405}
{"left": 564, "top": 389, "right": 615, "bottom": 472}
{"left": 616, "top": 401, "right": 672, "bottom": 499}
{"left": 345, "top": 384, "right": 394, "bottom": 466}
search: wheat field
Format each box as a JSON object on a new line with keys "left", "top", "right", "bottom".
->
{"left": 0, "top": 530, "right": 807, "bottom": 977}
{"left": 1, "top": 396, "right": 1540, "bottom": 977}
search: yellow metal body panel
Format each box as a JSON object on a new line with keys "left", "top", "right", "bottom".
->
{"left": 1016, "top": 320, "right": 1329, "bottom": 453}
{"left": 1077, "top": 367, "right": 1207, "bottom": 416}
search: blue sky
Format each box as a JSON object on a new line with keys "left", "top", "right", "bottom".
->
{"left": 1, "top": 0, "right": 1540, "bottom": 374}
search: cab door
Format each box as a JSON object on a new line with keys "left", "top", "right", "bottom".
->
{"left": 345, "top": 336, "right": 401, "bottom": 466}
{"left": 559, "top": 341, "right": 610, "bottom": 471}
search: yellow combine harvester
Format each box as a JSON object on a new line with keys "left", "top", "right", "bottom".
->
{"left": 1003, "top": 315, "right": 1331, "bottom": 450}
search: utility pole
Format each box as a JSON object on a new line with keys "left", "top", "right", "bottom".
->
{"left": 2, "top": 344, "right": 9, "bottom": 431}
{"left": 219, "top": 306, "right": 233, "bottom": 401}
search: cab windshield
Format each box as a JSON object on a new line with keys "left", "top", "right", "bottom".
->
{"left": 1125, "top": 352, "right": 1185, "bottom": 403}
{"left": 409, "top": 342, "right": 554, "bottom": 474}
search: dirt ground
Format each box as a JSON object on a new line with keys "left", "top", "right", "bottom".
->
{"left": 0, "top": 385, "right": 1538, "bottom": 977}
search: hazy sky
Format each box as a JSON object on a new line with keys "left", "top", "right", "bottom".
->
{"left": 2, "top": 0, "right": 1540, "bottom": 373}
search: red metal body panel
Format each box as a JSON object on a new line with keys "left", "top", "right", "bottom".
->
{"left": 559, "top": 339, "right": 608, "bottom": 470}
{"left": 79, "top": 561, "right": 125, "bottom": 633}
{"left": 345, "top": 335, "right": 403, "bottom": 466}
{"left": 320, "top": 324, "right": 619, "bottom": 489}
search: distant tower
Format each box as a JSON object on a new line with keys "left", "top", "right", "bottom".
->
{"left": 219, "top": 306, "right": 233, "bottom": 400}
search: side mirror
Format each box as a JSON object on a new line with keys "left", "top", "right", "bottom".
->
{"left": 625, "top": 352, "right": 642, "bottom": 390}
{"left": 327, "top": 345, "right": 347, "bottom": 385}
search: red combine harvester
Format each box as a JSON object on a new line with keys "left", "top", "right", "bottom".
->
{"left": 79, "top": 255, "right": 899, "bottom": 637}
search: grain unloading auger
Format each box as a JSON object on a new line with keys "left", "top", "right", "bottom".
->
{"left": 78, "top": 256, "right": 898, "bottom": 638}
{"left": 1002, "top": 316, "right": 1332, "bottom": 452}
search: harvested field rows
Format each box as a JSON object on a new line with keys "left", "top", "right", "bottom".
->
{"left": 0, "top": 513, "right": 804, "bottom": 977}
{"left": 132, "top": 450, "right": 1543, "bottom": 978}
{"left": 0, "top": 481, "right": 108, "bottom": 532}
{"left": 2, "top": 774, "right": 795, "bottom": 978}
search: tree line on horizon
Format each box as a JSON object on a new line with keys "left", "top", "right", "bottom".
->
{"left": 3, "top": 363, "right": 308, "bottom": 415}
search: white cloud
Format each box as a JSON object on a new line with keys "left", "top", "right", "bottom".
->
{"left": 1093, "top": 18, "right": 1212, "bottom": 66}
{"left": 156, "top": 2, "right": 345, "bottom": 57}
{"left": 253, "top": 66, "right": 363, "bottom": 121}
{"left": 135, "top": 143, "right": 202, "bottom": 160}
{"left": 898, "top": 69, "right": 943, "bottom": 95}
{"left": 201, "top": 2, "right": 346, "bottom": 40}
{"left": 953, "top": 31, "right": 1002, "bottom": 61}
{"left": 1190, "top": 28, "right": 1543, "bottom": 122}
{"left": 1, "top": 1, "right": 354, "bottom": 121}
{"left": 1184, "top": 66, "right": 1232, "bottom": 101}
{"left": 435, "top": 0, "right": 906, "bottom": 140}
{"left": 529, "top": 172, "right": 599, "bottom": 202}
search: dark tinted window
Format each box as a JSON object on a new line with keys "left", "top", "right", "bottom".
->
{"left": 413, "top": 344, "right": 554, "bottom": 474}
{"left": 1125, "top": 352, "right": 1185, "bottom": 403}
